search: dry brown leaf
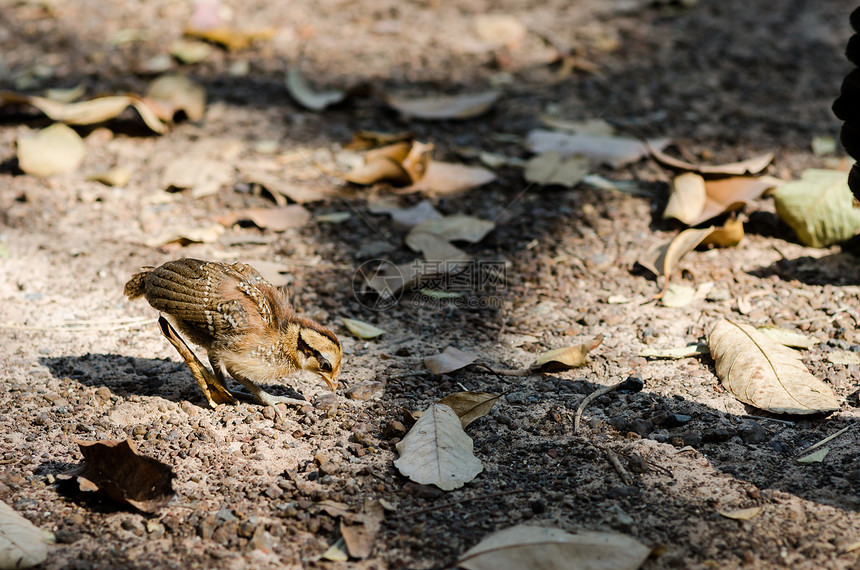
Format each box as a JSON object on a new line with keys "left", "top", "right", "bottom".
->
{"left": 162, "top": 156, "right": 233, "bottom": 198}
{"left": 0, "top": 500, "right": 49, "bottom": 569}
{"left": 394, "top": 403, "right": 483, "bottom": 490}
{"left": 526, "top": 129, "right": 670, "bottom": 168}
{"left": 217, "top": 206, "right": 311, "bottom": 231}
{"left": 405, "top": 232, "right": 472, "bottom": 264}
{"left": 700, "top": 217, "right": 744, "bottom": 247}
{"left": 239, "top": 163, "right": 332, "bottom": 204}
{"left": 437, "top": 391, "right": 500, "bottom": 428}
{"left": 638, "top": 226, "right": 714, "bottom": 281}
{"left": 531, "top": 335, "right": 603, "bottom": 372}
{"left": 345, "top": 156, "right": 411, "bottom": 186}
{"left": 285, "top": 69, "right": 347, "bottom": 112}
{"left": 650, "top": 146, "right": 774, "bottom": 176}
{"left": 345, "top": 130, "right": 415, "bottom": 150}
{"left": 692, "top": 177, "right": 776, "bottom": 226}
{"left": 385, "top": 90, "right": 500, "bottom": 120}
{"left": 17, "top": 123, "right": 85, "bottom": 177}
{"left": 145, "top": 74, "right": 206, "bottom": 122}
{"left": 169, "top": 38, "right": 213, "bottom": 63}
{"left": 455, "top": 525, "right": 651, "bottom": 570}
{"left": 400, "top": 141, "right": 434, "bottom": 183}
{"left": 184, "top": 25, "right": 274, "bottom": 51}
{"left": 59, "top": 439, "right": 176, "bottom": 512}
{"left": 425, "top": 347, "right": 479, "bottom": 374}
{"left": 145, "top": 224, "right": 224, "bottom": 248}
{"left": 708, "top": 319, "right": 840, "bottom": 415}
{"left": 663, "top": 172, "right": 706, "bottom": 224}
{"left": 408, "top": 215, "right": 495, "bottom": 244}
{"left": 341, "top": 317, "right": 385, "bottom": 339}
{"left": 524, "top": 152, "right": 589, "bottom": 187}
{"left": 401, "top": 160, "right": 496, "bottom": 195}
{"left": 340, "top": 500, "right": 384, "bottom": 559}
{"left": 718, "top": 507, "right": 762, "bottom": 521}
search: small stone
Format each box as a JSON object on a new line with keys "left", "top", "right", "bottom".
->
{"left": 382, "top": 420, "right": 407, "bottom": 439}
{"left": 738, "top": 422, "right": 768, "bottom": 444}
{"left": 55, "top": 528, "right": 83, "bottom": 544}
{"left": 213, "top": 521, "right": 238, "bottom": 544}
{"left": 95, "top": 386, "right": 112, "bottom": 401}
{"left": 264, "top": 485, "right": 283, "bottom": 499}
{"left": 529, "top": 499, "right": 546, "bottom": 514}
{"left": 319, "top": 461, "right": 339, "bottom": 476}
{"left": 403, "top": 482, "right": 444, "bottom": 499}
{"left": 346, "top": 381, "right": 385, "bottom": 401}
{"left": 701, "top": 428, "right": 732, "bottom": 443}
{"left": 630, "top": 419, "right": 654, "bottom": 436}
{"left": 672, "top": 431, "right": 701, "bottom": 447}
{"left": 314, "top": 393, "right": 339, "bottom": 411}
{"left": 663, "top": 414, "right": 692, "bottom": 428}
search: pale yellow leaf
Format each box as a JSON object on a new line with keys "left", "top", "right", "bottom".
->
{"left": 827, "top": 350, "right": 860, "bottom": 365}
{"left": 797, "top": 447, "right": 830, "bottom": 463}
{"left": 718, "top": 507, "right": 762, "bottom": 521}
{"left": 145, "top": 74, "right": 206, "bottom": 122}
{"left": 664, "top": 172, "right": 706, "bottom": 224}
{"left": 708, "top": 319, "right": 840, "bottom": 415}
{"left": 773, "top": 169, "right": 860, "bottom": 247}
{"left": 17, "top": 123, "right": 85, "bottom": 177}
{"left": 341, "top": 317, "right": 385, "bottom": 339}
{"left": 756, "top": 326, "right": 818, "bottom": 349}
{"left": 640, "top": 343, "right": 709, "bottom": 359}
{"left": 88, "top": 167, "right": 132, "bottom": 187}
{"left": 455, "top": 525, "right": 651, "bottom": 570}
{"left": 0, "top": 501, "right": 48, "bottom": 569}
{"left": 394, "top": 403, "right": 483, "bottom": 490}
{"left": 700, "top": 217, "right": 744, "bottom": 247}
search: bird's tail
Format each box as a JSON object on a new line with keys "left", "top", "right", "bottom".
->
{"left": 124, "top": 267, "right": 154, "bottom": 300}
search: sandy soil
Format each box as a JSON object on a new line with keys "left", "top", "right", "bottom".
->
{"left": 1, "top": 0, "right": 860, "bottom": 568}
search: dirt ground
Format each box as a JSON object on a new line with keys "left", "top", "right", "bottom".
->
{"left": 2, "top": 0, "right": 860, "bottom": 568}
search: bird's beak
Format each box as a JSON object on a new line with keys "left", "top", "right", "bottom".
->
{"left": 320, "top": 372, "right": 338, "bottom": 392}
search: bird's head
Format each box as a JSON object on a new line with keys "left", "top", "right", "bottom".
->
{"left": 293, "top": 320, "right": 342, "bottom": 391}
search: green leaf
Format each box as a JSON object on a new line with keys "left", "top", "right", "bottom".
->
{"left": 773, "top": 169, "right": 860, "bottom": 247}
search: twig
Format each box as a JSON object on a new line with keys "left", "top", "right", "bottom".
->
{"left": 798, "top": 425, "right": 852, "bottom": 456}
{"left": 401, "top": 489, "right": 524, "bottom": 517}
{"left": 604, "top": 448, "right": 634, "bottom": 486}
{"left": 574, "top": 379, "right": 626, "bottom": 434}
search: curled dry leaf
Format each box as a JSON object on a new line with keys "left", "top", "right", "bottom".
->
{"left": 0, "top": 91, "right": 166, "bottom": 133}
{"left": 17, "top": 123, "right": 85, "bottom": 177}
{"left": 437, "top": 391, "right": 500, "bottom": 428}
{"left": 664, "top": 173, "right": 775, "bottom": 226}
{"left": 60, "top": 439, "right": 176, "bottom": 512}
{"left": 773, "top": 169, "right": 860, "bottom": 247}
{"left": 718, "top": 507, "right": 762, "bottom": 521}
{"left": 700, "top": 217, "right": 744, "bottom": 248}
{"left": 217, "top": 205, "right": 311, "bottom": 231}
{"left": 394, "top": 403, "right": 483, "bottom": 490}
{"left": 649, "top": 146, "right": 774, "bottom": 176}
{"left": 385, "top": 90, "right": 500, "bottom": 120}
{"left": 88, "top": 167, "right": 132, "bottom": 187}
{"left": 425, "top": 346, "right": 479, "bottom": 374}
{"left": 531, "top": 335, "right": 603, "bottom": 372}
{"left": 664, "top": 172, "right": 706, "bottom": 224}
{"left": 408, "top": 215, "right": 495, "bottom": 245}
{"left": 0, "top": 500, "right": 48, "bottom": 570}
{"left": 526, "top": 129, "right": 670, "bottom": 169}
{"left": 345, "top": 141, "right": 432, "bottom": 186}
{"left": 145, "top": 74, "right": 206, "bottom": 122}
{"left": 708, "top": 319, "right": 840, "bottom": 415}
{"left": 341, "top": 317, "right": 385, "bottom": 339}
{"left": 402, "top": 161, "right": 496, "bottom": 195}
{"left": 455, "top": 525, "right": 651, "bottom": 570}
{"left": 286, "top": 69, "right": 346, "bottom": 112}
{"left": 638, "top": 226, "right": 714, "bottom": 287}
{"left": 524, "top": 152, "right": 589, "bottom": 187}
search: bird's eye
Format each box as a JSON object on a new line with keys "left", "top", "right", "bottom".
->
{"left": 320, "top": 360, "right": 332, "bottom": 373}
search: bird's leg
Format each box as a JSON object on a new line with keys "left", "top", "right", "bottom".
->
{"left": 157, "top": 316, "right": 236, "bottom": 408}
{"left": 228, "top": 372, "right": 309, "bottom": 408}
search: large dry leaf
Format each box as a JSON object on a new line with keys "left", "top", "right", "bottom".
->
{"left": 638, "top": 226, "right": 714, "bottom": 280}
{"left": 394, "top": 403, "right": 483, "bottom": 490}
{"left": 425, "top": 347, "right": 479, "bottom": 374}
{"left": 0, "top": 501, "right": 48, "bottom": 569}
{"left": 455, "top": 525, "right": 651, "bottom": 570}
{"left": 17, "top": 123, "right": 85, "bottom": 177}
{"left": 217, "top": 206, "right": 311, "bottom": 231}
{"left": 1, "top": 91, "right": 167, "bottom": 133}
{"left": 341, "top": 317, "right": 386, "bottom": 339}
{"left": 402, "top": 161, "right": 496, "bottom": 195}
{"left": 524, "top": 152, "right": 589, "bottom": 187}
{"left": 437, "top": 391, "right": 500, "bottom": 428}
{"left": 708, "top": 319, "right": 840, "bottom": 415}
{"left": 773, "top": 169, "right": 860, "bottom": 247}
{"left": 385, "top": 90, "right": 500, "bottom": 120}
{"left": 650, "top": 146, "right": 773, "bottom": 176}
{"left": 408, "top": 215, "right": 495, "bottom": 245}
{"left": 60, "top": 439, "right": 176, "bottom": 512}
{"left": 286, "top": 69, "right": 346, "bottom": 112}
{"left": 526, "top": 129, "right": 670, "bottom": 168}
{"left": 145, "top": 74, "right": 206, "bottom": 122}
{"left": 531, "top": 335, "right": 603, "bottom": 372}
{"left": 664, "top": 172, "right": 706, "bottom": 224}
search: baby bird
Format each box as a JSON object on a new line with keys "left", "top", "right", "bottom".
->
{"left": 124, "top": 258, "right": 341, "bottom": 408}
